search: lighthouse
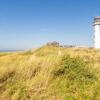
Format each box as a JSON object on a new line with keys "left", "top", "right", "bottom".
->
{"left": 94, "top": 17, "right": 100, "bottom": 48}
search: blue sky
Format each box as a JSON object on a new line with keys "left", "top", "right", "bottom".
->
{"left": 0, "top": 0, "right": 100, "bottom": 50}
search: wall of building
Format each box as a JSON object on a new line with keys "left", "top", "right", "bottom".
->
{"left": 94, "top": 24, "right": 100, "bottom": 48}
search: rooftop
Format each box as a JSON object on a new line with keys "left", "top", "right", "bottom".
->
{"left": 94, "top": 17, "right": 100, "bottom": 22}
{"left": 94, "top": 17, "right": 100, "bottom": 25}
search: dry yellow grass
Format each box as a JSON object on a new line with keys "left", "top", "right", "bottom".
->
{"left": 0, "top": 46, "right": 100, "bottom": 100}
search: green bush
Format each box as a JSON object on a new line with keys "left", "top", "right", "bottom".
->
{"left": 51, "top": 55, "right": 97, "bottom": 99}
{"left": 54, "top": 55, "right": 96, "bottom": 83}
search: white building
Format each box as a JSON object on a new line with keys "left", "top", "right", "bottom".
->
{"left": 94, "top": 17, "right": 100, "bottom": 48}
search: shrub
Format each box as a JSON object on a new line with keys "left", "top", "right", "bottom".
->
{"left": 54, "top": 55, "right": 96, "bottom": 83}
{"left": 51, "top": 55, "right": 97, "bottom": 99}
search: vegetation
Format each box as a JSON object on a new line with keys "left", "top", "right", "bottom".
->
{"left": 0, "top": 46, "right": 100, "bottom": 100}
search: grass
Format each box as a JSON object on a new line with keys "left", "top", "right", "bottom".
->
{"left": 0, "top": 46, "right": 100, "bottom": 100}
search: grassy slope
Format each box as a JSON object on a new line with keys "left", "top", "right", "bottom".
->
{"left": 0, "top": 46, "right": 100, "bottom": 100}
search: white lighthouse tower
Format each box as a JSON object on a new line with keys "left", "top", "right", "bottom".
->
{"left": 94, "top": 17, "right": 100, "bottom": 48}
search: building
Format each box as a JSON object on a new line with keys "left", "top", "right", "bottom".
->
{"left": 93, "top": 17, "right": 100, "bottom": 48}
{"left": 46, "top": 41, "right": 59, "bottom": 47}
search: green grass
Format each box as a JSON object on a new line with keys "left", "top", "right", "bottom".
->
{"left": 0, "top": 46, "right": 100, "bottom": 100}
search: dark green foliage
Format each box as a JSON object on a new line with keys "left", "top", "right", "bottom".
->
{"left": 51, "top": 55, "right": 97, "bottom": 99}
{"left": 54, "top": 55, "right": 96, "bottom": 83}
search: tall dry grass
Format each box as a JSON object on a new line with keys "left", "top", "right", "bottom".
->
{"left": 0, "top": 46, "right": 100, "bottom": 100}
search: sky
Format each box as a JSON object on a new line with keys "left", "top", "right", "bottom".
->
{"left": 0, "top": 0, "right": 100, "bottom": 50}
